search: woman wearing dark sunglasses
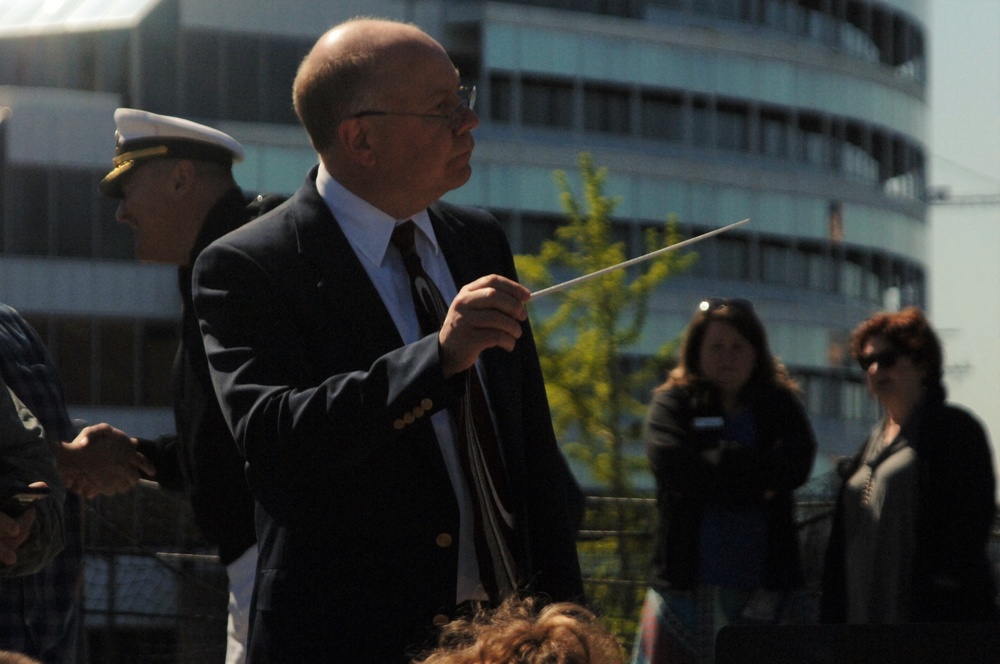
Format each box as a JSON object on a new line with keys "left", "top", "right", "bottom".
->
{"left": 631, "top": 298, "right": 817, "bottom": 664}
{"left": 821, "top": 306, "right": 998, "bottom": 624}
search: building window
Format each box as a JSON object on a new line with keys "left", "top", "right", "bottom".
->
{"left": 842, "top": 379, "right": 869, "bottom": 421}
{"left": 262, "top": 38, "right": 309, "bottom": 124}
{"left": 763, "top": 0, "right": 793, "bottom": 32}
{"left": 52, "top": 317, "right": 94, "bottom": 405}
{"left": 178, "top": 30, "right": 308, "bottom": 124}
{"left": 691, "top": 99, "right": 711, "bottom": 148}
{"left": 716, "top": 101, "right": 749, "bottom": 152}
{"left": 760, "top": 110, "right": 790, "bottom": 159}
{"left": 224, "top": 38, "right": 261, "bottom": 122}
{"left": 490, "top": 74, "right": 514, "bottom": 124}
{"left": 5, "top": 167, "right": 50, "bottom": 255}
{"left": 805, "top": 250, "right": 831, "bottom": 292}
{"left": 760, "top": 242, "right": 789, "bottom": 285}
{"left": 686, "top": 236, "right": 715, "bottom": 277}
{"left": 522, "top": 77, "right": 574, "bottom": 129}
{"left": 520, "top": 213, "right": 564, "bottom": 255}
{"left": 99, "top": 320, "right": 136, "bottom": 406}
{"left": 840, "top": 258, "right": 864, "bottom": 299}
{"left": 863, "top": 265, "right": 880, "bottom": 303}
{"left": 717, "top": 0, "right": 754, "bottom": 22}
{"left": 842, "top": 124, "right": 878, "bottom": 183}
{"left": 55, "top": 170, "right": 97, "bottom": 258}
{"left": 716, "top": 236, "right": 749, "bottom": 280}
{"left": 583, "top": 84, "right": 631, "bottom": 135}
{"left": 142, "top": 322, "right": 178, "bottom": 407}
{"left": 799, "top": 371, "right": 839, "bottom": 419}
{"left": 22, "top": 315, "right": 178, "bottom": 408}
{"left": 640, "top": 91, "right": 684, "bottom": 142}
{"left": 649, "top": 0, "right": 686, "bottom": 8}
{"left": 786, "top": 247, "right": 806, "bottom": 288}
{"left": 610, "top": 221, "right": 633, "bottom": 256}
{"left": 181, "top": 31, "right": 222, "bottom": 118}
{"left": 3, "top": 166, "right": 136, "bottom": 260}
{"left": 94, "top": 31, "right": 131, "bottom": 94}
{"left": 799, "top": 114, "right": 827, "bottom": 167}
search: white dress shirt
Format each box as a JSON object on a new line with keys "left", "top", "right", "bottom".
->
{"left": 315, "top": 164, "right": 485, "bottom": 602}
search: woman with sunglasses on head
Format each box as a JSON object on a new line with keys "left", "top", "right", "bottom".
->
{"left": 631, "top": 298, "right": 817, "bottom": 664}
{"left": 821, "top": 307, "right": 998, "bottom": 625}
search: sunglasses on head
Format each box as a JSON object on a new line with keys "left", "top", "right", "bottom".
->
{"left": 699, "top": 297, "right": 754, "bottom": 314}
{"left": 858, "top": 348, "right": 901, "bottom": 371}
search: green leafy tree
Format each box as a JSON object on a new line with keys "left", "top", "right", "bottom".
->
{"left": 515, "top": 153, "right": 695, "bottom": 634}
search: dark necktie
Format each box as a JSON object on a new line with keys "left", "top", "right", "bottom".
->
{"left": 390, "top": 220, "right": 519, "bottom": 600}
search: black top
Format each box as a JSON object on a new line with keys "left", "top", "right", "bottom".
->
{"left": 821, "top": 384, "right": 999, "bottom": 623}
{"left": 645, "top": 382, "right": 817, "bottom": 591}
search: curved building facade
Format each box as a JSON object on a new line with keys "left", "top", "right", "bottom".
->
{"left": 0, "top": 0, "right": 928, "bottom": 466}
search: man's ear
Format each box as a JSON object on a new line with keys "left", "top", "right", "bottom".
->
{"left": 169, "top": 159, "right": 197, "bottom": 196}
{"left": 338, "top": 118, "right": 377, "bottom": 167}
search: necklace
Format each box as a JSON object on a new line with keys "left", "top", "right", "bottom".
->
{"left": 860, "top": 422, "right": 907, "bottom": 506}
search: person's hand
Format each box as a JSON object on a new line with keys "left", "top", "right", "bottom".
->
{"left": 0, "top": 507, "right": 36, "bottom": 566}
{"left": 699, "top": 440, "right": 739, "bottom": 466}
{"left": 438, "top": 275, "right": 530, "bottom": 378}
{"left": 58, "top": 424, "right": 156, "bottom": 499}
{"left": 700, "top": 447, "right": 723, "bottom": 465}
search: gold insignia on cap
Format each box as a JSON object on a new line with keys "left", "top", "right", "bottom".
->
{"left": 112, "top": 145, "right": 169, "bottom": 167}
{"left": 99, "top": 145, "right": 172, "bottom": 197}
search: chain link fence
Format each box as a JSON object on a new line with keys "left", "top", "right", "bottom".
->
{"left": 76, "top": 484, "right": 1000, "bottom": 662}
{"left": 82, "top": 483, "right": 228, "bottom": 663}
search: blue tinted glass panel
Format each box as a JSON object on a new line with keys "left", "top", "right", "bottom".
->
{"left": 519, "top": 27, "right": 577, "bottom": 76}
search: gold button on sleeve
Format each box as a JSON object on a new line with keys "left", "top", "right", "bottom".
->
{"left": 435, "top": 532, "right": 452, "bottom": 548}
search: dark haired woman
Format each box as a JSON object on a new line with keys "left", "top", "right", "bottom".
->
{"left": 631, "top": 298, "right": 817, "bottom": 664}
{"left": 821, "top": 306, "right": 998, "bottom": 624}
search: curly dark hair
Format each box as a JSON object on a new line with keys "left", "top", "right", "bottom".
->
{"left": 411, "top": 595, "right": 625, "bottom": 664}
{"left": 849, "top": 306, "right": 943, "bottom": 386}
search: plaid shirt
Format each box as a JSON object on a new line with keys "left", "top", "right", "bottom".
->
{"left": 0, "top": 303, "right": 82, "bottom": 664}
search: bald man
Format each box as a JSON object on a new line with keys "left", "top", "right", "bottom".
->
{"left": 193, "top": 18, "right": 583, "bottom": 663}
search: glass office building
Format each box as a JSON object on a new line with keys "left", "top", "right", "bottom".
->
{"left": 0, "top": 0, "right": 928, "bottom": 464}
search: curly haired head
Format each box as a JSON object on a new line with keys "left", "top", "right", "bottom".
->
{"left": 0, "top": 652, "right": 42, "bottom": 664}
{"left": 850, "top": 306, "right": 943, "bottom": 386}
{"left": 412, "top": 596, "right": 625, "bottom": 664}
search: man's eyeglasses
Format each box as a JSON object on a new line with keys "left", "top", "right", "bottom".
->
{"left": 698, "top": 297, "right": 754, "bottom": 314}
{"left": 349, "top": 85, "right": 476, "bottom": 133}
{"left": 858, "top": 348, "right": 901, "bottom": 371}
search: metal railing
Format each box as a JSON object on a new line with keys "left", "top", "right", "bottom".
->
{"left": 76, "top": 488, "right": 1000, "bottom": 663}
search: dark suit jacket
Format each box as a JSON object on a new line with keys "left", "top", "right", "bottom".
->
{"left": 136, "top": 187, "right": 266, "bottom": 566}
{"left": 192, "top": 167, "right": 584, "bottom": 663}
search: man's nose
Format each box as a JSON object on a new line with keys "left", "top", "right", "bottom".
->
{"left": 454, "top": 105, "right": 479, "bottom": 134}
{"left": 115, "top": 201, "right": 127, "bottom": 224}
